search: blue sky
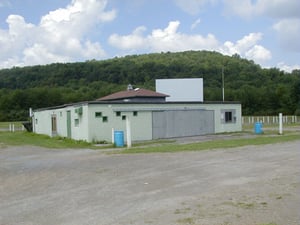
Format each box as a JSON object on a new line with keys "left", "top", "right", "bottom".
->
{"left": 0, "top": 0, "right": 299, "bottom": 72}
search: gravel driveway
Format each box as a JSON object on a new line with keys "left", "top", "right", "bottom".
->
{"left": 1, "top": 141, "right": 299, "bottom": 225}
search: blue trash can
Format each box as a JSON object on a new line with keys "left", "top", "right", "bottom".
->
{"left": 114, "top": 131, "right": 124, "bottom": 147}
{"left": 254, "top": 122, "right": 263, "bottom": 134}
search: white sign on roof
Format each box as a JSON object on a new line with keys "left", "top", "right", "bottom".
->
{"left": 156, "top": 78, "right": 203, "bottom": 102}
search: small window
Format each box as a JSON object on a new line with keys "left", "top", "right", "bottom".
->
{"left": 133, "top": 111, "right": 138, "bottom": 116}
{"left": 122, "top": 115, "right": 126, "bottom": 120}
{"left": 74, "top": 119, "right": 79, "bottom": 126}
{"left": 116, "top": 111, "right": 121, "bottom": 116}
{"left": 102, "top": 116, "right": 108, "bottom": 122}
{"left": 95, "top": 112, "right": 102, "bottom": 117}
{"left": 35, "top": 119, "right": 38, "bottom": 124}
{"left": 225, "top": 111, "right": 232, "bottom": 123}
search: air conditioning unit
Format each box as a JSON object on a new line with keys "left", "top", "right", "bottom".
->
{"left": 75, "top": 107, "right": 83, "bottom": 115}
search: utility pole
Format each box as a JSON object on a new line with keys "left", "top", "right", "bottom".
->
{"left": 222, "top": 66, "right": 225, "bottom": 102}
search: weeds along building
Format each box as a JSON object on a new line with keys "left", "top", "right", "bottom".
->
{"left": 32, "top": 79, "right": 242, "bottom": 143}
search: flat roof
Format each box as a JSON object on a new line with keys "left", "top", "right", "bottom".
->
{"left": 33, "top": 101, "right": 241, "bottom": 112}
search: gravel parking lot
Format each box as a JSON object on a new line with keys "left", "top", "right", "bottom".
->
{"left": 1, "top": 141, "right": 299, "bottom": 225}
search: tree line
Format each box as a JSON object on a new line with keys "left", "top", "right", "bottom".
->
{"left": 0, "top": 51, "right": 299, "bottom": 121}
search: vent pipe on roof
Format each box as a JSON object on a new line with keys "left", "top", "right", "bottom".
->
{"left": 127, "top": 84, "right": 133, "bottom": 90}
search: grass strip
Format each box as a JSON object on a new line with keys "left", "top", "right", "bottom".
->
{"left": 0, "top": 131, "right": 94, "bottom": 149}
{"left": 0, "top": 131, "right": 299, "bottom": 151}
{"left": 121, "top": 133, "right": 300, "bottom": 154}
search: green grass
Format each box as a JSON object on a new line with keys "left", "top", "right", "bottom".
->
{"left": 121, "top": 133, "right": 300, "bottom": 153}
{"left": 132, "top": 139, "right": 176, "bottom": 147}
{"left": 0, "top": 131, "right": 95, "bottom": 149}
{"left": 0, "top": 126, "right": 299, "bottom": 152}
{"left": 0, "top": 121, "right": 23, "bottom": 129}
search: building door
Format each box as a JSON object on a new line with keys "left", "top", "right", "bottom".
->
{"left": 51, "top": 115, "right": 57, "bottom": 136}
{"left": 66, "top": 110, "right": 71, "bottom": 138}
{"left": 152, "top": 110, "right": 214, "bottom": 139}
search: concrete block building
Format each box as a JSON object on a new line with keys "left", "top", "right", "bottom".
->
{"left": 32, "top": 79, "right": 242, "bottom": 143}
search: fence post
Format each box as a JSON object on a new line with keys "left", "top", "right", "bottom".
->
{"left": 126, "top": 117, "right": 132, "bottom": 148}
{"left": 279, "top": 113, "right": 283, "bottom": 135}
{"left": 112, "top": 128, "right": 114, "bottom": 144}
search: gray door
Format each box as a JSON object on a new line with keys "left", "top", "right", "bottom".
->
{"left": 152, "top": 110, "right": 214, "bottom": 139}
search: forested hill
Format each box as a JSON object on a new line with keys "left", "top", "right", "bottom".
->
{"left": 0, "top": 50, "right": 299, "bottom": 121}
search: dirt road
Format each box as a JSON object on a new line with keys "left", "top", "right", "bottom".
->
{"left": 1, "top": 141, "right": 299, "bottom": 225}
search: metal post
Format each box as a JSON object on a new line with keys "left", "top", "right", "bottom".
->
{"left": 222, "top": 67, "right": 225, "bottom": 102}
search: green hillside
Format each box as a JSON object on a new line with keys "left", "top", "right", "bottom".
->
{"left": 0, "top": 51, "right": 299, "bottom": 121}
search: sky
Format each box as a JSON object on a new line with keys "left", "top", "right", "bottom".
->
{"left": 0, "top": 0, "right": 299, "bottom": 72}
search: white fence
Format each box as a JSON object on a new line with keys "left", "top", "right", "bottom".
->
{"left": 242, "top": 115, "right": 299, "bottom": 125}
{"left": 0, "top": 123, "right": 25, "bottom": 132}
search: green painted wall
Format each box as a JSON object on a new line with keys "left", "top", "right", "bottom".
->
{"left": 87, "top": 104, "right": 153, "bottom": 143}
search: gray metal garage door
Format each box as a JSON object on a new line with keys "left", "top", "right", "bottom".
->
{"left": 152, "top": 110, "right": 214, "bottom": 139}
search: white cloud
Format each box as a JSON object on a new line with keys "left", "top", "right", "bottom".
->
{"left": 273, "top": 18, "right": 300, "bottom": 52}
{"left": 109, "top": 21, "right": 219, "bottom": 53}
{"left": 220, "top": 32, "right": 272, "bottom": 64}
{"left": 191, "top": 18, "right": 201, "bottom": 30}
{"left": 0, "top": 0, "right": 11, "bottom": 7}
{"left": 223, "top": 0, "right": 256, "bottom": 19}
{"left": 174, "top": 0, "right": 216, "bottom": 15}
{"left": 277, "top": 62, "right": 300, "bottom": 73}
{"left": 109, "top": 21, "right": 272, "bottom": 66}
{"left": 149, "top": 21, "right": 218, "bottom": 52}
{"left": 0, "top": 15, "right": 36, "bottom": 64}
{"left": 22, "top": 44, "right": 70, "bottom": 66}
{"left": 235, "top": 33, "right": 263, "bottom": 53}
{"left": 245, "top": 45, "right": 272, "bottom": 62}
{"left": 223, "top": 0, "right": 300, "bottom": 54}
{"left": 223, "top": 0, "right": 300, "bottom": 19}
{"left": 255, "top": 0, "right": 300, "bottom": 19}
{"left": 0, "top": 0, "right": 116, "bottom": 68}
{"left": 109, "top": 26, "right": 147, "bottom": 50}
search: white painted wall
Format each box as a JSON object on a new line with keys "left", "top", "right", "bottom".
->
{"left": 33, "top": 109, "right": 52, "bottom": 136}
{"left": 156, "top": 78, "right": 203, "bottom": 102}
{"left": 206, "top": 103, "right": 242, "bottom": 133}
{"left": 56, "top": 108, "right": 67, "bottom": 136}
{"left": 70, "top": 104, "right": 89, "bottom": 141}
{"left": 33, "top": 102, "right": 241, "bottom": 142}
